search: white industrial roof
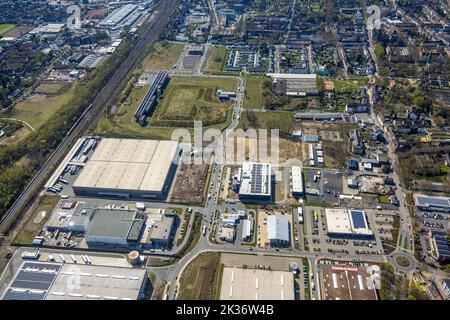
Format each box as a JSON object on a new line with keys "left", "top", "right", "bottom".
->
{"left": 73, "top": 139, "right": 178, "bottom": 193}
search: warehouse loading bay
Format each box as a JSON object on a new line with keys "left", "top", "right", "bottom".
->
{"left": 297, "top": 206, "right": 397, "bottom": 256}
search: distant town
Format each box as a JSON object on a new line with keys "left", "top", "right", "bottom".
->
{"left": 0, "top": 0, "right": 448, "bottom": 304}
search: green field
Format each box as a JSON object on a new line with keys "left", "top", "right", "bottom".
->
{"left": 143, "top": 41, "right": 184, "bottom": 70}
{"left": 150, "top": 76, "right": 238, "bottom": 128}
{"left": 243, "top": 76, "right": 268, "bottom": 109}
{"left": 3, "top": 84, "right": 76, "bottom": 130}
{"left": 239, "top": 110, "right": 294, "bottom": 135}
{"left": 204, "top": 45, "right": 227, "bottom": 73}
{"left": 0, "top": 24, "right": 15, "bottom": 36}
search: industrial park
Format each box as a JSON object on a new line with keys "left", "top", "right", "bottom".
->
{"left": 0, "top": 0, "right": 449, "bottom": 311}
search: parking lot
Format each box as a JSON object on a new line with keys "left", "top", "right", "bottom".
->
{"left": 304, "top": 168, "right": 343, "bottom": 205}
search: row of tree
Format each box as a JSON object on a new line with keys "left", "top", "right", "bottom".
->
{"left": 0, "top": 38, "right": 133, "bottom": 219}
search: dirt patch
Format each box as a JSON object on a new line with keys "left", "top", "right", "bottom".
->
{"left": 0, "top": 246, "right": 16, "bottom": 274}
{"left": 147, "top": 257, "right": 175, "bottom": 267}
{"left": 322, "top": 140, "right": 348, "bottom": 169}
{"left": 170, "top": 162, "right": 210, "bottom": 204}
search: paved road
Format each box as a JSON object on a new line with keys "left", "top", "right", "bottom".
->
{"left": 0, "top": 0, "right": 180, "bottom": 235}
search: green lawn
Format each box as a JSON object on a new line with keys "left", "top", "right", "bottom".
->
{"left": 96, "top": 83, "right": 185, "bottom": 141}
{"left": 204, "top": 45, "right": 227, "bottom": 73}
{"left": 150, "top": 76, "right": 238, "bottom": 128}
{"left": 143, "top": 41, "right": 184, "bottom": 70}
{"left": 243, "top": 76, "right": 267, "bottom": 109}
{"left": 0, "top": 24, "right": 15, "bottom": 36}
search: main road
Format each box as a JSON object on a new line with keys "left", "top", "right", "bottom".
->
{"left": 0, "top": 0, "right": 180, "bottom": 236}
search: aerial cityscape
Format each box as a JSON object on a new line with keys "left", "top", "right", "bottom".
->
{"left": 0, "top": 0, "right": 449, "bottom": 306}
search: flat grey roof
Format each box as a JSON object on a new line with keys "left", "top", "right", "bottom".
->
{"left": 46, "top": 264, "right": 146, "bottom": 300}
{"left": 85, "top": 209, "right": 144, "bottom": 241}
{"left": 147, "top": 215, "right": 175, "bottom": 241}
{"left": 266, "top": 215, "right": 289, "bottom": 242}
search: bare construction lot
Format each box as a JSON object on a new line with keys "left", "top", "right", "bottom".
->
{"left": 170, "top": 162, "right": 210, "bottom": 205}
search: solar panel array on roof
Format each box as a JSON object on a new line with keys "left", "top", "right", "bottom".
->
{"left": 250, "top": 164, "right": 263, "bottom": 194}
{"left": 350, "top": 210, "right": 367, "bottom": 229}
{"left": 2, "top": 262, "right": 62, "bottom": 300}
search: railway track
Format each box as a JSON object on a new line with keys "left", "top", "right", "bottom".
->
{"left": 0, "top": 0, "right": 180, "bottom": 236}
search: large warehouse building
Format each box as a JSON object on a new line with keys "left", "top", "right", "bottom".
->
{"left": 325, "top": 209, "right": 373, "bottom": 238}
{"left": 1, "top": 261, "right": 147, "bottom": 300}
{"left": 220, "top": 267, "right": 295, "bottom": 300}
{"left": 72, "top": 139, "right": 181, "bottom": 200}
